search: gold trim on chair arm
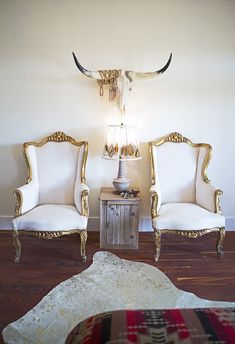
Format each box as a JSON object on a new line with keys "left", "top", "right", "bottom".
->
{"left": 13, "top": 190, "right": 23, "bottom": 217}
{"left": 149, "top": 132, "right": 212, "bottom": 186}
{"left": 150, "top": 191, "right": 159, "bottom": 219}
{"left": 81, "top": 190, "right": 89, "bottom": 217}
{"left": 215, "top": 189, "right": 223, "bottom": 214}
{"left": 23, "top": 131, "right": 88, "bottom": 184}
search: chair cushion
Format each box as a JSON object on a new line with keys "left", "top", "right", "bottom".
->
{"left": 152, "top": 203, "right": 225, "bottom": 230}
{"left": 12, "top": 204, "right": 88, "bottom": 231}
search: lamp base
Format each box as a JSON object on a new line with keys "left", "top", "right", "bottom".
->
{"left": 113, "top": 160, "right": 130, "bottom": 192}
{"left": 113, "top": 177, "right": 130, "bottom": 192}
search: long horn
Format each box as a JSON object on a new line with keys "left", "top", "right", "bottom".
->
{"left": 126, "top": 53, "right": 172, "bottom": 80}
{"left": 72, "top": 52, "right": 101, "bottom": 79}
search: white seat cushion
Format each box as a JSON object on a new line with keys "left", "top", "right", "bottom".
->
{"left": 13, "top": 204, "right": 88, "bottom": 231}
{"left": 152, "top": 203, "right": 225, "bottom": 230}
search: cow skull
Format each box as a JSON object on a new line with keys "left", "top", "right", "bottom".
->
{"left": 72, "top": 52, "right": 172, "bottom": 114}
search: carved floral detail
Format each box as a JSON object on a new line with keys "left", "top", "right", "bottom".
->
{"left": 160, "top": 228, "right": 222, "bottom": 238}
{"left": 164, "top": 132, "right": 189, "bottom": 143}
{"left": 81, "top": 190, "right": 89, "bottom": 217}
{"left": 46, "top": 131, "right": 73, "bottom": 142}
{"left": 80, "top": 229, "right": 88, "bottom": 262}
{"left": 27, "top": 229, "right": 82, "bottom": 239}
{"left": 150, "top": 191, "right": 159, "bottom": 219}
{"left": 12, "top": 229, "right": 88, "bottom": 263}
{"left": 215, "top": 189, "right": 223, "bottom": 214}
{"left": 13, "top": 190, "right": 23, "bottom": 217}
{"left": 13, "top": 230, "right": 21, "bottom": 263}
{"left": 154, "top": 230, "right": 161, "bottom": 261}
{"left": 216, "top": 227, "right": 225, "bottom": 256}
{"left": 154, "top": 227, "right": 225, "bottom": 261}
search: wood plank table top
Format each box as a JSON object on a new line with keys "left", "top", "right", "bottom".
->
{"left": 99, "top": 187, "right": 142, "bottom": 201}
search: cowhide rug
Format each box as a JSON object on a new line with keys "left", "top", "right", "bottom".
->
{"left": 3, "top": 251, "right": 235, "bottom": 344}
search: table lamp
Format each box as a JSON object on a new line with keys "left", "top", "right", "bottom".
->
{"left": 103, "top": 124, "right": 142, "bottom": 192}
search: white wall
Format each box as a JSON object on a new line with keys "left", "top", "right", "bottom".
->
{"left": 0, "top": 0, "right": 235, "bottom": 227}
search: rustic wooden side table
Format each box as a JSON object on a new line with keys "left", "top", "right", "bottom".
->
{"left": 99, "top": 187, "right": 141, "bottom": 249}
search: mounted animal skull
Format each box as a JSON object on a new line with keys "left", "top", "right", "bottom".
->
{"left": 72, "top": 52, "right": 172, "bottom": 114}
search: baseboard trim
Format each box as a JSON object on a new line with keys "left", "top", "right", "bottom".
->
{"left": 87, "top": 217, "right": 100, "bottom": 231}
{"left": 225, "top": 217, "right": 235, "bottom": 231}
{"left": 0, "top": 216, "right": 234, "bottom": 231}
{"left": 0, "top": 216, "right": 13, "bottom": 230}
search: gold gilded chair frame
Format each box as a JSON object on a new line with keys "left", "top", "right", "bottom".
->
{"left": 13, "top": 131, "right": 89, "bottom": 262}
{"left": 149, "top": 132, "right": 225, "bottom": 261}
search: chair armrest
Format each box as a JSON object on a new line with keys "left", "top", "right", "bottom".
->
{"left": 150, "top": 184, "right": 161, "bottom": 219}
{"left": 196, "top": 180, "right": 223, "bottom": 214}
{"left": 74, "top": 183, "right": 90, "bottom": 217}
{"left": 13, "top": 182, "right": 39, "bottom": 216}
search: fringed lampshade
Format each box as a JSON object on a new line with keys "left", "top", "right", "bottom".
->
{"left": 103, "top": 124, "right": 141, "bottom": 192}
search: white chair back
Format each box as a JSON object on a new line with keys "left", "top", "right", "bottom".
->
{"left": 152, "top": 143, "right": 199, "bottom": 203}
{"left": 26, "top": 142, "right": 85, "bottom": 205}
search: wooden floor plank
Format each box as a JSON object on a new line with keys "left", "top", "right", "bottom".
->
{"left": 0, "top": 230, "right": 235, "bottom": 343}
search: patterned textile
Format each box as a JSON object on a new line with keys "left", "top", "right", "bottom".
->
{"left": 65, "top": 308, "right": 235, "bottom": 344}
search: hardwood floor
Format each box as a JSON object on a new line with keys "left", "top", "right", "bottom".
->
{"left": 0, "top": 230, "right": 235, "bottom": 343}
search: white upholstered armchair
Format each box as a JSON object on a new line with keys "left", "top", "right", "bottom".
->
{"left": 149, "top": 132, "right": 225, "bottom": 261}
{"left": 12, "top": 131, "right": 89, "bottom": 262}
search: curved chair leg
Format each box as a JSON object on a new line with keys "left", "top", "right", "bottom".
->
{"left": 13, "top": 229, "right": 21, "bottom": 263}
{"left": 216, "top": 227, "right": 225, "bottom": 257}
{"left": 80, "top": 230, "right": 88, "bottom": 262}
{"left": 154, "top": 230, "right": 161, "bottom": 262}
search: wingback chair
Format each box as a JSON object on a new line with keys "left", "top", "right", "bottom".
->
{"left": 149, "top": 132, "right": 225, "bottom": 261}
{"left": 12, "top": 131, "right": 89, "bottom": 262}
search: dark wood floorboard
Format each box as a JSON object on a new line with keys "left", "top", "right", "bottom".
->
{"left": 0, "top": 230, "right": 235, "bottom": 343}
